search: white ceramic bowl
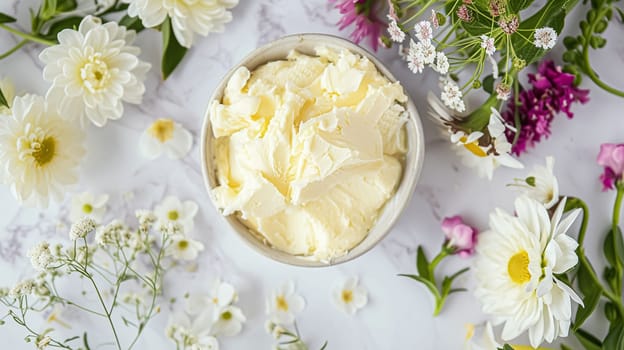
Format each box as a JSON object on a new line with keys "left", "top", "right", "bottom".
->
{"left": 200, "top": 33, "right": 425, "bottom": 267}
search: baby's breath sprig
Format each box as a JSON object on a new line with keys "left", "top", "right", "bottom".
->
{"left": 0, "top": 209, "right": 186, "bottom": 350}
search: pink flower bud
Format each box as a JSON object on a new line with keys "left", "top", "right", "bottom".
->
{"left": 597, "top": 143, "right": 624, "bottom": 191}
{"left": 441, "top": 216, "right": 478, "bottom": 258}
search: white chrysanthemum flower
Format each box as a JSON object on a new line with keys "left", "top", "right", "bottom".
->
{"left": 533, "top": 27, "right": 557, "bottom": 50}
{"left": 433, "top": 51, "right": 449, "bottom": 74}
{"left": 125, "top": 0, "right": 239, "bottom": 48}
{"left": 266, "top": 281, "right": 305, "bottom": 325}
{"left": 70, "top": 192, "right": 109, "bottom": 223}
{"left": 0, "top": 77, "right": 15, "bottom": 115}
{"left": 465, "top": 322, "right": 501, "bottom": 350}
{"left": 475, "top": 196, "right": 583, "bottom": 348}
{"left": 386, "top": 15, "right": 405, "bottom": 43}
{"left": 166, "top": 234, "right": 204, "bottom": 260}
{"left": 211, "top": 305, "right": 246, "bottom": 337}
{"left": 513, "top": 156, "right": 559, "bottom": 209}
{"left": 139, "top": 118, "right": 193, "bottom": 160}
{"left": 332, "top": 277, "right": 368, "bottom": 315}
{"left": 414, "top": 20, "right": 433, "bottom": 44}
{"left": 154, "top": 195, "right": 199, "bottom": 234}
{"left": 480, "top": 35, "right": 496, "bottom": 56}
{"left": 39, "top": 16, "right": 151, "bottom": 127}
{"left": 454, "top": 108, "right": 523, "bottom": 180}
{"left": 441, "top": 79, "right": 465, "bottom": 112}
{"left": 166, "top": 310, "right": 219, "bottom": 349}
{"left": 27, "top": 242, "right": 55, "bottom": 271}
{"left": 0, "top": 94, "right": 85, "bottom": 207}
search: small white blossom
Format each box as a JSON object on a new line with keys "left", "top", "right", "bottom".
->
{"left": 386, "top": 15, "right": 405, "bottom": 43}
{"left": 9, "top": 279, "right": 35, "bottom": 297}
{"left": 534, "top": 27, "right": 557, "bottom": 49}
{"left": 332, "top": 277, "right": 368, "bottom": 315}
{"left": 407, "top": 40, "right": 424, "bottom": 74}
{"left": 166, "top": 310, "right": 219, "bottom": 349}
{"left": 430, "top": 10, "right": 439, "bottom": 28}
{"left": 211, "top": 305, "right": 246, "bottom": 337}
{"left": 139, "top": 118, "right": 193, "bottom": 160}
{"left": 70, "top": 192, "right": 109, "bottom": 223}
{"left": 480, "top": 35, "right": 496, "bottom": 56}
{"left": 154, "top": 196, "right": 199, "bottom": 234}
{"left": 266, "top": 281, "right": 305, "bottom": 325}
{"left": 166, "top": 234, "right": 204, "bottom": 261}
{"left": 433, "top": 51, "right": 449, "bottom": 74}
{"left": 420, "top": 42, "right": 436, "bottom": 65}
{"left": 440, "top": 79, "right": 465, "bottom": 112}
{"left": 27, "top": 241, "right": 55, "bottom": 271}
{"left": 69, "top": 217, "right": 97, "bottom": 241}
{"left": 94, "top": 220, "right": 124, "bottom": 245}
{"left": 414, "top": 20, "right": 433, "bottom": 44}
{"left": 496, "top": 83, "right": 511, "bottom": 101}
{"left": 513, "top": 156, "right": 560, "bottom": 209}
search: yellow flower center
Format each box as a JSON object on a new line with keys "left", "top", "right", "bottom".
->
{"left": 149, "top": 119, "right": 175, "bottom": 143}
{"left": 82, "top": 203, "right": 93, "bottom": 214}
{"left": 276, "top": 296, "right": 289, "bottom": 311}
{"left": 177, "top": 240, "right": 189, "bottom": 250}
{"left": 460, "top": 136, "right": 487, "bottom": 157}
{"left": 221, "top": 311, "right": 232, "bottom": 320}
{"left": 81, "top": 53, "right": 111, "bottom": 93}
{"left": 168, "top": 210, "right": 179, "bottom": 220}
{"left": 341, "top": 290, "right": 353, "bottom": 304}
{"left": 508, "top": 250, "right": 531, "bottom": 284}
{"left": 464, "top": 323, "right": 475, "bottom": 341}
{"left": 25, "top": 136, "right": 56, "bottom": 167}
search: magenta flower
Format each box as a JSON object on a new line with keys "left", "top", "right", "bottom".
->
{"left": 330, "top": 0, "right": 383, "bottom": 51}
{"left": 502, "top": 60, "right": 590, "bottom": 156}
{"left": 597, "top": 143, "right": 624, "bottom": 190}
{"left": 441, "top": 216, "right": 478, "bottom": 258}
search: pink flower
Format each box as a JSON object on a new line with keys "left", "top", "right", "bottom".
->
{"left": 441, "top": 216, "right": 478, "bottom": 258}
{"left": 597, "top": 143, "right": 624, "bottom": 191}
{"left": 330, "top": 0, "right": 384, "bottom": 51}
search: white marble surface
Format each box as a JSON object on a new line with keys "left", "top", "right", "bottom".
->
{"left": 1, "top": 0, "right": 624, "bottom": 349}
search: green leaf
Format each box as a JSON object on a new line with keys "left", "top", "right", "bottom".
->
{"left": 416, "top": 246, "right": 430, "bottom": 280}
{"left": 119, "top": 15, "right": 145, "bottom": 33}
{"left": 510, "top": 0, "right": 568, "bottom": 64}
{"left": 573, "top": 255, "right": 602, "bottom": 330}
{"left": 617, "top": 8, "right": 624, "bottom": 22}
{"left": 398, "top": 274, "right": 440, "bottom": 298}
{"left": 0, "top": 12, "right": 16, "bottom": 24}
{"left": 55, "top": 0, "right": 77, "bottom": 12}
{"left": 40, "top": 0, "right": 58, "bottom": 20}
{"left": 603, "top": 227, "right": 624, "bottom": 267}
{"left": 574, "top": 328, "right": 602, "bottom": 350}
{"left": 161, "top": 17, "right": 188, "bottom": 80}
{"left": 63, "top": 336, "right": 80, "bottom": 343}
{"left": 508, "top": 0, "right": 533, "bottom": 13}
{"left": 42, "top": 16, "right": 82, "bottom": 41}
{"left": 603, "top": 324, "right": 624, "bottom": 350}
{"left": 448, "top": 0, "right": 494, "bottom": 37}
{"left": 0, "top": 88, "right": 8, "bottom": 108}
{"left": 482, "top": 74, "right": 494, "bottom": 94}
{"left": 561, "top": 344, "right": 573, "bottom": 350}
{"left": 319, "top": 341, "right": 328, "bottom": 350}
{"left": 82, "top": 332, "right": 91, "bottom": 350}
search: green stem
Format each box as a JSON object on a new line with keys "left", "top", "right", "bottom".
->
{"left": 0, "top": 24, "right": 55, "bottom": 46}
{"left": 612, "top": 185, "right": 624, "bottom": 294}
{"left": 429, "top": 249, "right": 448, "bottom": 282}
{"left": 573, "top": 197, "right": 590, "bottom": 247}
{"left": 0, "top": 40, "right": 27, "bottom": 60}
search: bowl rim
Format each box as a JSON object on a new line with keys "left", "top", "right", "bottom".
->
{"left": 200, "top": 33, "right": 425, "bottom": 267}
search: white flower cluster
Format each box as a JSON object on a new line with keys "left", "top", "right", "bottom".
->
{"left": 27, "top": 242, "right": 55, "bottom": 271}
{"left": 474, "top": 158, "right": 582, "bottom": 348}
{"left": 69, "top": 217, "right": 97, "bottom": 241}
{"left": 166, "top": 279, "right": 246, "bottom": 349}
{"left": 534, "top": 27, "right": 558, "bottom": 50}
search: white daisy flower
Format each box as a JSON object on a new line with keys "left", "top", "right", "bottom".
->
{"left": 39, "top": 16, "right": 150, "bottom": 127}
{"left": 464, "top": 322, "right": 501, "bottom": 350}
{"left": 0, "top": 94, "right": 85, "bottom": 207}
{"left": 266, "top": 281, "right": 305, "bottom": 325}
{"left": 386, "top": 15, "right": 405, "bottom": 43}
{"left": 513, "top": 156, "right": 559, "bottom": 209}
{"left": 154, "top": 195, "right": 199, "bottom": 234}
{"left": 433, "top": 51, "right": 449, "bottom": 74}
{"left": 414, "top": 20, "right": 433, "bottom": 44}
{"left": 480, "top": 35, "right": 496, "bottom": 56}
{"left": 139, "top": 118, "right": 193, "bottom": 160}
{"left": 70, "top": 192, "right": 109, "bottom": 223}
{"left": 0, "top": 77, "right": 15, "bottom": 115}
{"left": 454, "top": 108, "right": 523, "bottom": 180}
{"left": 332, "top": 277, "right": 368, "bottom": 315}
{"left": 27, "top": 241, "right": 55, "bottom": 271}
{"left": 166, "top": 310, "right": 219, "bottom": 349}
{"left": 166, "top": 234, "right": 204, "bottom": 261}
{"left": 441, "top": 79, "right": 466, "bottom": 112}
{"left": 533, "top": 27, "right": 557, "bottom": 50}
{"left": 125, "top": 0, "right": 239, "bottom": 48}
{"left": 211, "top": 305, "right": 246, "bottom": 337}
{"left": 475, "top": 196, "right": 583, "bottom": 348}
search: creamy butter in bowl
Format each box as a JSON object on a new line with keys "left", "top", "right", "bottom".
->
{"left": 201, "top": 34, "right": 425, "bottom": 266}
